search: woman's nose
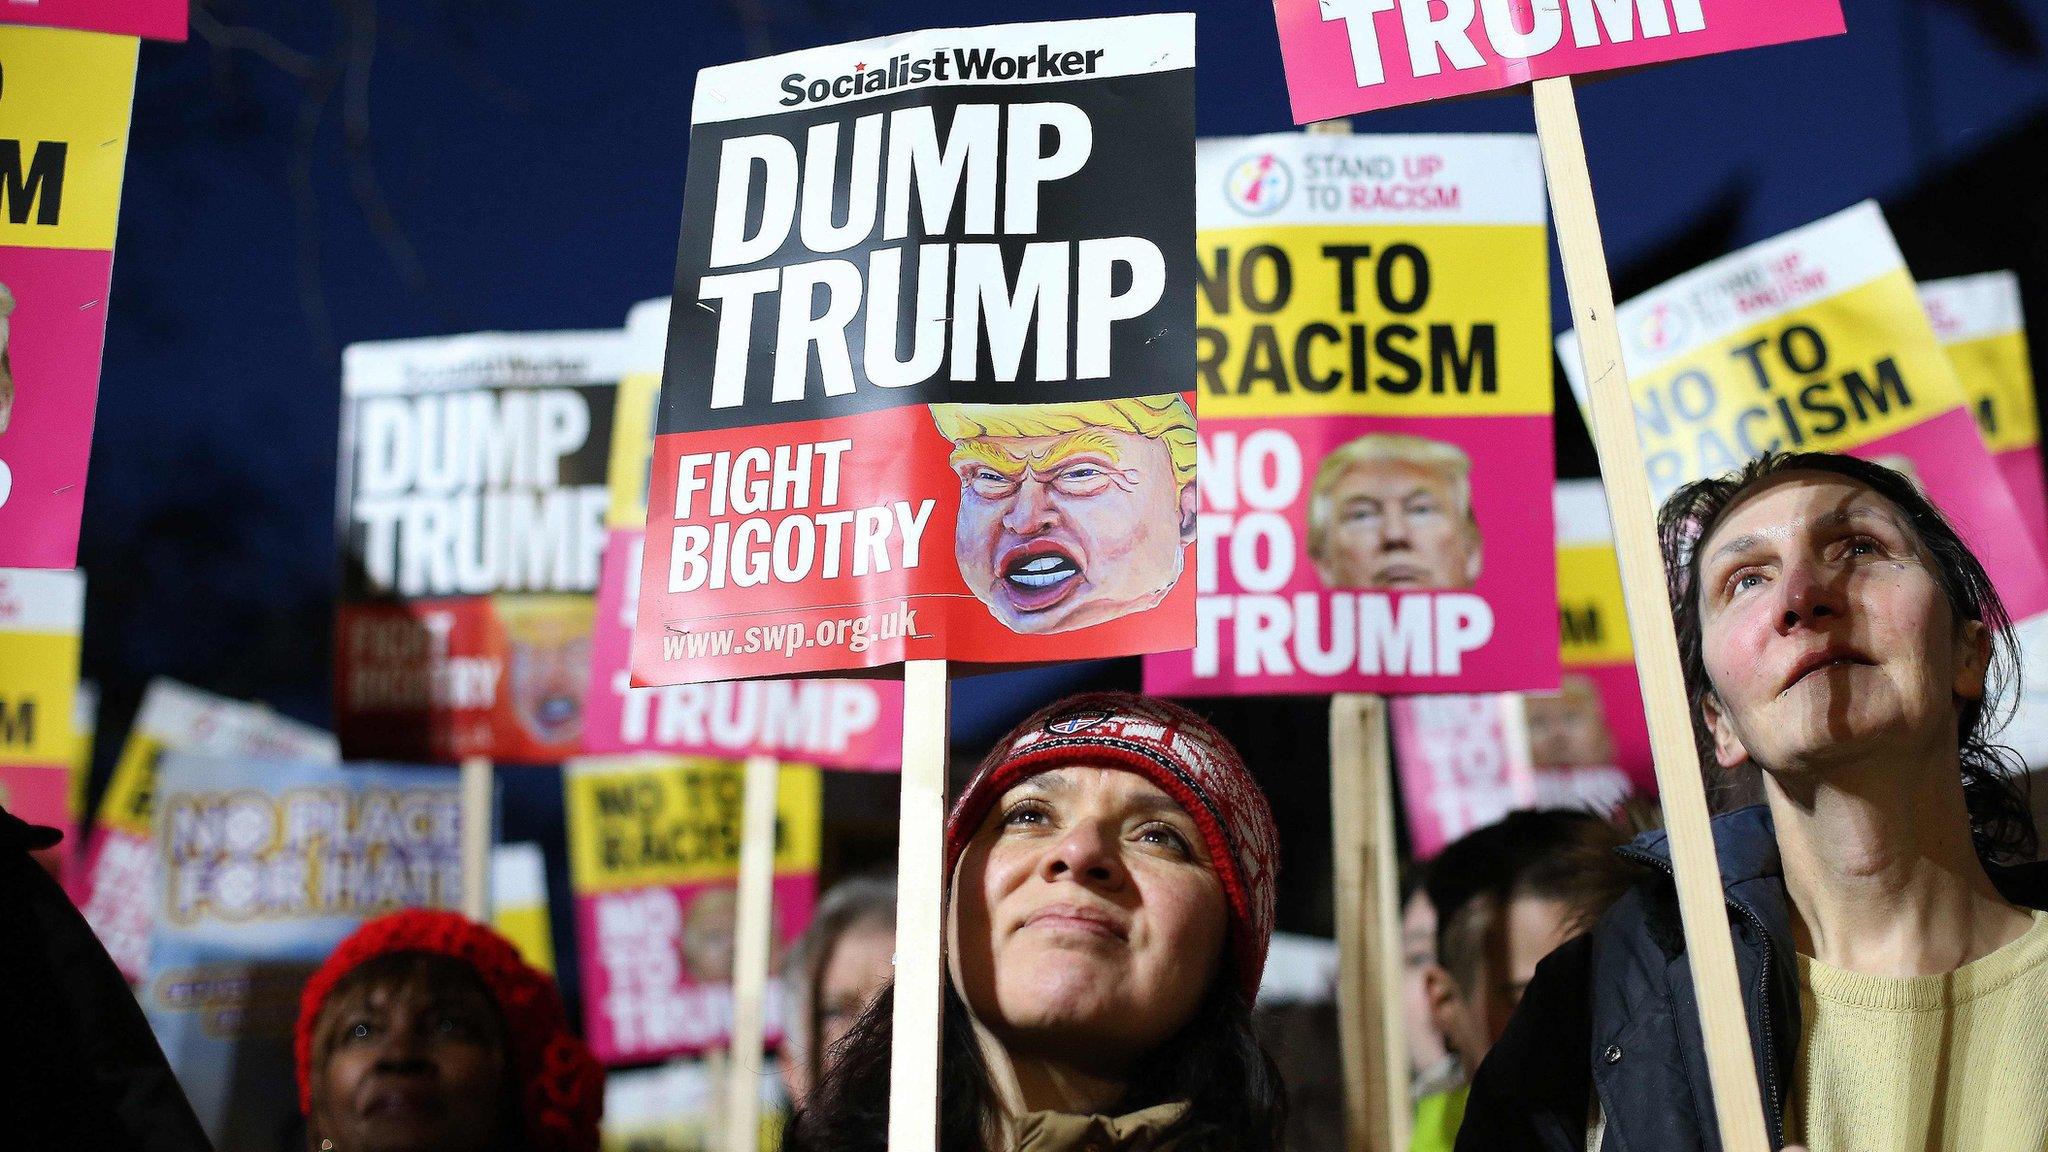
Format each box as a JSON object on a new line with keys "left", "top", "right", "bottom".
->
{"left": 1040, "top": 820, "right": 1126, "bottom": 888}
{"left": 1775, "top": 555, "right": 1846, "bottom": 631}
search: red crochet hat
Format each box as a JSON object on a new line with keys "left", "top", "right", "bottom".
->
{"left": 295, "top": 909, "right": 603, "bottom": 1152}
{"left": 946, "top": 692, "right": 1280, "bottom": 1001}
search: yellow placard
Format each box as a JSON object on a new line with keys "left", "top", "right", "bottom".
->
{"left": 1626, "top": 271, "right": 1965, "bottom": 499}
{"left": 97, "top": 730, "right": 162, "bottom": 839}
{"left": 494, "top": 904, "right": 556, "bottom": 974}
{"left": 1951, "top": 331, "right": 2039, "bottom": 455}
{"left": 1557, "top": 543, "right": 1632, "bottom": 667}
{"left": 566, "top": 757, "right": 821, "bottom": 893}
{"left": 1195, "top": 225, "right": 1551, "bottom": 418}
{"left": 0, "top": 630, "right": 81, "bottom": 766}
{"left": 605, "top": 371, "right": 661, "bottom": 529}
{"left": 0, "top": 25, "right": 140, "bottom": 251}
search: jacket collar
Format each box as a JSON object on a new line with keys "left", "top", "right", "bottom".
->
{"left": 1621, "top": 801, "right": 2048, "bottom": 917}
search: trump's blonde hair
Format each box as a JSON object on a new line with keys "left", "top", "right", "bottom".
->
{"left": 930, "top": 395, "right": 1197, "bottom": 491}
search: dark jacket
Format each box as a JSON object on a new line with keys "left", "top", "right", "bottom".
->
{"left": 1456, "top": 805, "right": 2048, "bottom": 1152}
{"left": 0, "top": 806, "right": 214, "bottom": 1151}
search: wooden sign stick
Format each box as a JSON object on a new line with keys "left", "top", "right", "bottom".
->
{"left": 1531, "top": 75, "right": 1770, "bottom": 1152}
{"left": 888, "top": 658, "right": 951, "bottom": 1152}
{"left": 459, "top": 756, "right": 494, "bottom": 921}
{"left": 723, "top": 752, "right": 783, "bottom": 1152}
{"left": 1329, "top": 693, "right": 1407, "bottom": 1152}
{"left": 1305, "top": 113, "right": 1407, "bottom": 1152}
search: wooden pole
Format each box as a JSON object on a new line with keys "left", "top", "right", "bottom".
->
{"left": 888, "top": 659, "right": 951, "bottom": 1152}
{"left": 1531, "top": 75, "right": 1770, "bottom": 1152}
{"left": 723, "top": 753, "right": 782, "bottom": 1152}
{"left": 460, "top": 756, "right": 494, "bottom": 921}
{"left": 1307, "top": 111, "right": 1404, "bottom": 1152}
{"left": 1329, "top": 694, "right": 1407, "bottom": 1152}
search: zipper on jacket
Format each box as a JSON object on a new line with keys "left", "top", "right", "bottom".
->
{"left": 1613, "top": 845, "right": 1785, "bottom": 1149}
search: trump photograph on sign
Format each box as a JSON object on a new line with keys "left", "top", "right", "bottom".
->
{"left": 1308, "top": 432, "right": 1484, "bottom": 590}
{"left": 933, "top": 395, "right": 1196, "bottom": 635}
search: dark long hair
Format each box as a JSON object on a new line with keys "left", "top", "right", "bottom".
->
{"left": 1657, "top": 451, "right": 2036, "bottom": 862}
{"left": 784, "top": 964, "right": 1286, "bottom": 1152}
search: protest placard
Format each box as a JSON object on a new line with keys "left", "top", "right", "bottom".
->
{"left": 634, "top": 14, "right": 1197, "bottom": 686}
{"left": 0, "top": 567, "right": 83, "bottom": 840}
{"left": 1546, "top": 478, "right": 1651, "bottom": 791}
{"left": 338, "top": 330, "right": 627, "bottom": 763}
{"left": 589, "top": 301, "right": 904, "bottom": 766}
{"left": 0, "top": 25, "right": 139, "bottom": 568}
{"left": 492, "top": 841, "right": 557, "bottom": 974}
{"left": 1143, "top": 132, "right": 1555, "bottom": 696}
{"left": 564, "top": 754, "right": 821, "bottom": 1064}
{"left": 142, "top": 753, "right": 463, "bottom": 1149}
{"left": 1389, "top": 693, "right": 1532, "bottom": 858}
{"left": 603, "top": 1060, "right": 785, "bottom": 1152}
{"left": 1920, "top": 272, "right": 2047, "bottom": 557}
{"left": 1271, "top": 0, "right": 1844, "bottom": 121}
{"left": 1559, "top": 202, "right": 2048, "bottom": 651}
{"left": 0, "top": 0, "right": 186, "bottom": 40}
{"left": 75, "top": 678, "right": 339, "bottom": 981}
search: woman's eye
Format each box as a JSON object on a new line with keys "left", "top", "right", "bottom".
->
{"left": 433, "top": 1015, "right": 477, "bottom": 1038}
{"left": 1137, "top": 823, "right": 1193, "bottom": 855}
{"left": 345, "top": 1021, "right": 376, "bottom": 1042}
{"left": 1728, "top": 569, "right": 1765, "bottom": 595}
{"left": 1000, "top": 803, "right": 1049, "bottom": 829}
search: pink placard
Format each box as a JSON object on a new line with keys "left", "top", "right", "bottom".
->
{"left": 1144, "top": 414, "right": 1559, "bottom": 696}
{"left": 1273, "top": 0, "right": 1845, "bottom": 122}
{"left": 588, "top": 530, "right": 904, "bottom": 770}
{"left": 0, "top": 0, "right": 188, "bottom": 41}
{"left": 1855, "top": 409, "right": 2048, "bottom": 622}
{"left": 576, "top": 874, "right": 815, "bottom": 1064}
{"left": 1995, "top": 445, "right": 2048, "bottom": 564}
{"left": 0, "top": 247, "right": 112, "bottom": 569}
{"left": 1393, "top": 694, "right": 1634, "bottom": 859}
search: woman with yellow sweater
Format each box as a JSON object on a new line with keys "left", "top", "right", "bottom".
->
{"left": 1459, "top": 452, "right": 2048, "bottom": 1152}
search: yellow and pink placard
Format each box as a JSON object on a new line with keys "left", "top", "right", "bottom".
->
{"left": 565, "top": 754, "right": 821, "bottom": 1065}
{"left": 1919, "top": 272, "right": 2046, "bottom": 559}
{"left": 1559, "top": 203, "right": 2048, "bottom": 633}
{"left": 0, "top": 567, "right": 84, "bottom": 839}
{"left": 1272, "top": 0, "right": 1844, "bottom": 121}
{"left": 1144, "top": 132, "right": 1557, "bottom": 696}
{"left": 0, "top": 25, "right": 138, "bottom": 568}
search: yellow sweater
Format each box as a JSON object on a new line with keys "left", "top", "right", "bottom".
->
{"left": 1790, "top": 911, "right": 2048, "bottom": 1152}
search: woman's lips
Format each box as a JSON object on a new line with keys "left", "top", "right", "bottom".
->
{"left": 997, "top": 541, "right": 1084, "bottom": 612}
{"left": 1781, "top": 647, "right": 1877, "bottom": 694}
{"left": 1021, "top": 903, "right": 1128, "bottom": 941}
{"left": 362, "top": 1083, "right": 445, "bottom": 1119}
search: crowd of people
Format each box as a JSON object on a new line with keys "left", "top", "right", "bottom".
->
{"left": 4, "top": 449, "right": 2043, "bottom": 1151}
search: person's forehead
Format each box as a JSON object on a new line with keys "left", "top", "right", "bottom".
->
{"left": 1704, "top": 471, "right": 1908, "bottom": 555}
{"left": 1004, "top": 764, "right": 1181, "bottom": 809}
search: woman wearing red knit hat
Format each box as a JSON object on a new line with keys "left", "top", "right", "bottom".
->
{"left": 295, "top": 909, "right": 603, "bottom": 1152}
{"left": 788, "top": 692, "right": 1286, "bottom": 1152}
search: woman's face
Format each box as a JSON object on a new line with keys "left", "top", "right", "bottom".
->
{"left": 310, "top": 966, "right": 511, "bottom": 1152}
{"left": 951, "top": 766, "right": 1229, "bottom": 1073}
{"left": 816, "top": 918, "right": 896, "bottom": 1062}
{"left": 1694, "top": 472, "right": 1988, "bottom": 777}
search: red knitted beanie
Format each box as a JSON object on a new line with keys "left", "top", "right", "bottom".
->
{"left": 946, "top": 692, "right": 1280, "bottom": 1000}
{"left": 295, "top": 909, "right": 603, "bottom": 1152}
